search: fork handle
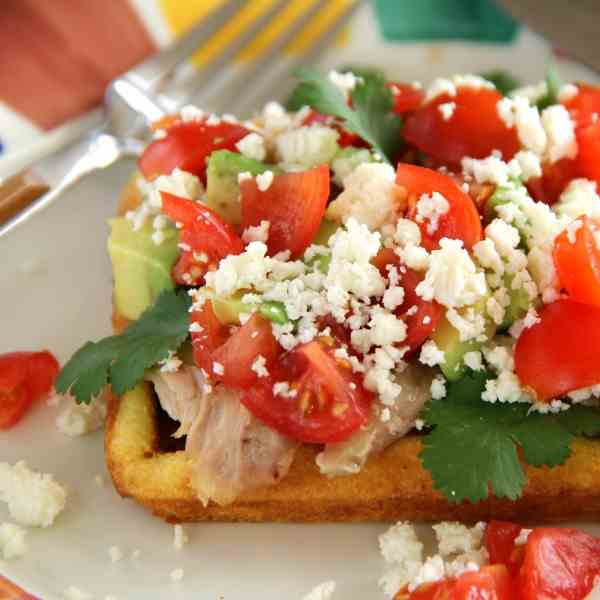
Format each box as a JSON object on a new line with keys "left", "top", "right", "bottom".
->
{"left": 0, "top": 170, "right": 49, "bottom": 226}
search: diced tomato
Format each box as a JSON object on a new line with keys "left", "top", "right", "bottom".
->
{"left": 161, "top": 192, "right": 244, "bottom": 285}
{"left": 396, "top": 164, "right": 482, "bottom": 251}
{"left": 0, "top": 351, "right": 59, "bottom": 429}
{"left": 399, "top": 566, "right": 514, "bottom": 600}
{"left": 576, "top": 120, "right": 600, "bottom": 186}
{"left": 553, "top": 216, "right": 600, "bottom": 307}
{"left": 404, "top": 87, "right": 520, "bottom": 168}
{"left": 484, "top": 521, "right": 526, "bottom": 576}
{"left": 138, "top": 120, "right": 250, "bottom": 182}
{"left": 518, "top": 527, "right": 600, "bottom": 600}
{"left": 526, "top": 157, "right": 580, "bottom": 205}
{"left": 302, "top": 110, "right": 364, "bottom": 148}
{"left": 563, "top": 83, "right": 600, "bottom": 129}
{"left": 387, "top": 82, "right": 424, "bottom": 114}
{"left": 190, "top": 303, "right": 280, "bottom": 389}
{"left": 240, "top": 165, "right": 330, "bottom": 258}
{"left": 241, "top": 338, "right": 373, "bottom": 443}
{"left": 372, "top": 248, "right": 443, "bottom": 351}
{"left": 514, "top": 299, "right": 600, "bottom": 401}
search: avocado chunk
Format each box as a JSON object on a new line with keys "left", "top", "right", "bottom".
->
{"left": 431, "top": 299, "right": 496, "bottom": 381}
{"left": 108, "top": 218, "right": 179, "bottom": 321}
{"left": 212, "top": 292, "right": 255, "bottom": 325}
{"left": 205, "top": 150, "right": 277, "bottom": 225}
{"left": 500, "top": 273, "right": 532, "bottom": 330}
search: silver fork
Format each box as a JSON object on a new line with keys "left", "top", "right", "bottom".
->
{"left": 0, "top": 0, "right": 363, "bottom": 238}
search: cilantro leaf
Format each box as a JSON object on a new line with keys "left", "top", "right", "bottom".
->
{"left": 286, "top": 67, "right": 402, "bottom": 163}
{"left": 536, "top": 64, "right": 562, "bottom": 110}
{"left": 55, "top": 289, "right": 192, "bottom": 403}
{"left": 420, "top": 371, "right": 600, "bottom": 504}
{"left": 480, "top": 69, "right": 520, "bottom": 96}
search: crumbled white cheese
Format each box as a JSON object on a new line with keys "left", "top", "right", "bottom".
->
{"left": 273, "top": 381, "right": 297, "bottom": 399}
{"left": 394, "top": 219, "right": 422, "bottom": 247}
{"left": 180, "top": 105, "right": 205, "bottom": 122}
{"left": 0, "top": 461, "right": 67, "bottom": 527}
{"left": 555, "top": 178, "right": 600, "bottom": 219}
{"left": 261, "top": 101, "right": 293, "bottom": 135}
{"left": 235, "top": 132, "right": 266, "bottom": 161}
{"left": 446, "top": 307, "right": 487, "bottom": 342}
{"left": 383, "top": 286, "right": 405, "bottom": 311}
{"left": 464, "top": 350, "right": 483, "bottom": 371}
{"left": 327, "top": 163, "right": 398, "bottom": 231}
{"left": 212, "top": 362, "right": 224, "bottom": 376}
{"left": 510, "top": 81, "right": 548, "bottom": 103}
{"left": 256, "top": 170, "right": 274, "bottom": 192}
{"left": 329, "top": 69, "right": 361, "bottom": 97}
{"left": 416, "top": 238, "right": 487, "bottom": 308}
{"left": 242, "top": 220, "right": 270, "bottom": 243}
{"left": 419, "top": 340, "right": 445, "bottom": 367}
{"left": 170, "top": 568, "right": 184, "bottom": 582}
{"left": 430, "top": 375, "right": 447, "bottom": 400}
{"left": 558, "top": 83, "right": 578, "bottom": 103}
{"left": 302, "top": 581, "right": 337, "bottom": 600}
{"left": 566, "top": 219, "right": 583, "bottom": 244}
{"left": 0, "top": 523, "right": 27, "bottom": 560}
{"left": 497, "top": 96, "right": 547, "bottom": 155}
{"left": 275, "top": 125, "right": 339, "bottom": 169}
{"left": 379, "top": 522, "right": 424, "bottom": 565}
{"left": 331, "top": 148, "right": 374, "bottom": 187}
{"left": 251, "top": 355, "right": 269, "bottom": 378}
{"left": 409, "top": 555, "right": 447, "bottom": 591}
{"left": 528, "top": 245, "right": 560, "bottom": 303}
{"left": 425, "top": 78, "right": 457, "bottom": 102}
{"left": 173, "top": 524, "right": 188, "bottom": 551}
{"left": 541, "top": 104, "right": 577, "bottom": 163}
{"left": 433, "top": 521, "right": 486, "bottom": 557}
{"left": 438, "top": 102, "right": 456, "bottom": 121}
{"left": 415, "top": 192, "right": 450, "bottom": 235}
{"left": 515, "top": 528, "right": 532, "bottom": 545}
{"left": 514, "top": 150, "right": 542, "bottom": 181}
{"left": 159, "top": 351, "right": 182, "bottom": 374}
{"left": 55, "top": 391, "right": 107, "bottom": 437}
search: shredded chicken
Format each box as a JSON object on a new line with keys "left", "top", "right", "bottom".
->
{"left": 185, "top": 385, "right": 298, "bottom": 506}
{"left": 316, "top": 364, "right": 433, "bottom": 476}
{"left": 146, "top": 366, "right": 204, "bottom": 438}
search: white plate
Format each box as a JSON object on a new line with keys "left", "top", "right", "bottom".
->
{"left": 1, "top": 12, "right": 600, "bottom": 599}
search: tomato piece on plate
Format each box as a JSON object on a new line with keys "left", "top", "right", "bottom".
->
{"left": 138, "top": 120, "right": 250, "bottom": 182}
{"left": 387, "top": 82, "right": 424, "bottom": 114}
{"left": 518, "top": 527, "right": 600, "bottom": 600}
{"left": 484, "top": 521, "right": 526, "bottom": 576}
{"left": 191, "top": 303, "right": 280, "bottom": 389}
{"left": 563, "top": 83, "right": 600, "bottom": 129}
{"left": 514, "top": 299, "right": 600, "bottom": 401}
{"left": 576, "top": 120, "right": 600, "bottom": 186}
{"left": 0, "top": 351, "right": 59, "bottom": 429}
{"left": 241, "top": 339, "right": 373, "bottom": 443}
{"left": 161, "top": 192, "right": 244, "bottom": 285}
{"left": 554, "top": 216, "right": 600, "bottom": 307}
{"left": 526, "top": 157, "right": 580, "bottom": 205}
{"left": 396, "top": 163, "right": 482, "bottom": 250}
{"left": 240, "top": 165, "right": 330, "bottom": 258}
{"left": 403, "top": 87, "right": 520, "bottom": 167}
{"left": 372, "top": 248, "right": 443, "bottom": 351}
{"left": 400, "top": 566, "right": 514, "bottom": 600}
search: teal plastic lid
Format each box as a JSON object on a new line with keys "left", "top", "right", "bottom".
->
{"left": 373, "top": 0, "right": 519, "bottom": 43}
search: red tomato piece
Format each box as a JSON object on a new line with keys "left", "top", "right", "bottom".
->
{"left": 576, "top": 120, "right": 600, "bottom": 187}
{"left": 241, "top": 339, "right": 373, "bottom": 443}
{"left": 372, "top": 248, "right": 443, "bottom": 351}
{"left": 518, "top": 527, "right": 600, "bottom": 600}
{"left": 138, "top": 120, "right": 250, "bottom": 182}
{"left": 400, "top": 566, "right": 514, "bottom": 600}
{"left": 240, "top": 165, "right": 330, "bottom": 258}
{"left": 563, "top": 83, "right": 600, "bottom": 129}
{"left": 0, "top": 351, "right": 59, "bottom": 429}
{"left": 526, "top": 157, "right": 580, "bottom": 205}
{"left": 191, "top": 303, "right": 280, "bottom": 389}
{"left": 387, "top": 82, "right": 424, "bottom": 114}
{"left": 514, "top": 299, "right": 600, "bottom": 401}
{"left": 404, "top": 87, "right": 520, "bottom": 167}
{"left": 396, "top": 163, "right": 482, "bottom": 251}
{"left": 161, "top": 192, "right": 244, "bottom": 285}
{"left": 484, "top": 521, "right": 526, "bottom": 576}
{"left": 553, "top": 216, "right": 600, "bottom": 307}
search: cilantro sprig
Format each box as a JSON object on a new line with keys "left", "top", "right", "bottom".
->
{"left": 420, "top": 371, "right": 600, "bottom": 504}
{"left": 55, "top": 289, "right": 191, "bottom": 403}
{"left": 286, "top": 67, "right": 403, "bottom": 163}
